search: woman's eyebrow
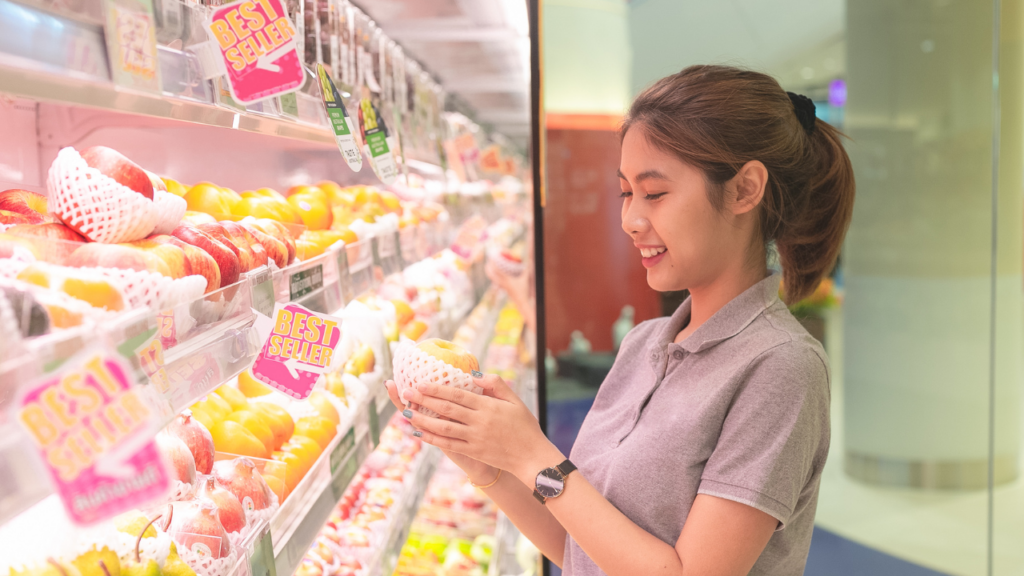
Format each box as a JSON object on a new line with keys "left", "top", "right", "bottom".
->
{"left": 617, "top": 169, "right": 669, "bottom": 182}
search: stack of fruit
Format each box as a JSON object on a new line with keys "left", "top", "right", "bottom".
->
{"left": 297, "top": 417, "right": 426, "bottom": 576}
{"left": 392, "top": 457, "right": 499, "bottom": 576}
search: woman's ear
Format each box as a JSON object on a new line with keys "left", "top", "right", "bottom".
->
{"left": 727, "top": 160, "right": 768, "bottom": 215}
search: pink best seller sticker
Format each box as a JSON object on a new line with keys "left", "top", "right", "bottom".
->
{"left": 16, "top": 349, "right": 170, "bottom": 525}
{"left": 207, "top": 0, "right": 304, "bottom": 104}
{"left": 251, "top": 302, "right": 344, "bottom": 400}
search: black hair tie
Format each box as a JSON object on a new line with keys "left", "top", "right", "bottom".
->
{"left": 787, "top": 92, "right": 816, "bottom": 134}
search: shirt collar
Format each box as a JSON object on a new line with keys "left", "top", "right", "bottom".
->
{"left": 649, "top": 273, "right": 782, "bottom": 362}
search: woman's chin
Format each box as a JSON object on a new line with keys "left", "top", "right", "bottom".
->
{"left": 646, "top": 270, "right": 685, "bottom": 293}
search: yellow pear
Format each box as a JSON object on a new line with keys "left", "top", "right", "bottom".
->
{"left": 161, "top": 543, "right": 197, "bottom": 576}
{"left": 113, "top": 510, "right": 157, "bottom": 539}
{"left": 324, "top": 372, "right": 348, "bottom": 405}
{"left": 10, "top": 559, "right": 82, "bottom": 576}
{"left": 214, "top": 385, "right": 249, "bottom": 411}
{"left": 72, "top": 549, "right": 119, "bottom": 576}
{"left": 306, "top": 391, "right": 340, "bottom": 424}
{"left": 237, "top": 370, "right": 273, "bottom": 397}
{"left": 225, "top": 410, "right": 275, "bottom": 453}
{"left": 210, "top": 420, "right": 268, "bottom": 458}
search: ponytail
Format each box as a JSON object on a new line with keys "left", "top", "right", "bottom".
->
{"left": 773, "top": 119, "right": 855, "bottom": 303}
{"left": 622, "top": 65, "right": 856, "bottom": 304}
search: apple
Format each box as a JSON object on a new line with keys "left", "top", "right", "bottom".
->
{"left": 164, "top": 500, "right": 232, "bottom": 559}
{"left": 164, "top": 409, "right": 215, "bottom": 474}
{"left": 79, "top": 146, "right": 154, "bottom": 200}
{"left": 5, "top": 222, "right": 85, "bottom": 264}
{"left": 148, "top": 235, "right": 220, "bottom": 293}
{"left": 247, "top": 218, "right": 296, "bottom": 264}
{"left": 0, "top": 189, "right": 48, "bottom": 216}
{"left": 121, "top": 238, "right": 191, "bottom": 279}
{"left": 196, "top": 476, "right": 247, "bottom": 533}
{"left": 0, "top": 209, "right": 44, "bottom": 225}
{"left": 221, "top": 221, "right": 268, "bottom": 269}
{"left": 197, "top": 222, "right": 256, "bottom": 272}
{"left": 240, "top": 222, "right": 287, "bottom": 268}
{"left": 67, "top": 242, "right": 171, "bottom": 276}
{"left": 416, "top": 339, "right": 479, "bottom": 374}
{"left": 212, "top": 457, "right": 273, "bottom": 512}
{"left": 156, "top": 433, "right": 197, "bottom": 487}
{"left": 172, "top": 223, "right": 241, "bottom": 287}
{"left": 146, "top": 171, "right": 167, "bottom": 193}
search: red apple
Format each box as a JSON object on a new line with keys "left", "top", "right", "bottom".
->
{"left": 172, "top": 223, "right": 241, "bottom": 287}
{"left": 0, "top": 189, "right": 48, "bottom": 216}
{"left": 146, "top": 170, "right": 167, "bottom": 193}
{"left": 121, "top": 238, "right": 191, "bottom": 279}
{"left": 164, "top": 500, "right": 232, "bottom": 559}
{"left": 67, "top": 243, "right": 172, "bottom": 276}
{"left": 196, "top": 476, "right": 247, "bottom": 534}
{"left": 221, "top": 222, "right": 268, "bottom": 269}
{"left": 182, "top": 211, "right": 217, "bottom": 226}
{"left": 148, "top": 235, "right": 220, "bottom": 293}
{"left": 247, "top": 219, "right": 296, "bottom": 265}
{"left": 79, "top": 146, "right": 154, "bottom": 200}
{"left": 212, "top": 457, "right": 272, "bottom": 512}
{"left": 164, "top": 409, "right": 215, "bottom": 474}
{"left": 239, "top": 222, "right": 287, "bottom": 268}
{"left": 6, "top": 223, "right": 86, "bottom": 264}
{"left": 156, "top": 433, "right": 197, "bottom": 486}
{"left": 0, "top": 209, "right": 44, "bottom": 225}
{"left": 197, "top": 222, "right": 256, "bottom": 273}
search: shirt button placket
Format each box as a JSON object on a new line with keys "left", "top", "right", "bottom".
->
{"left": 673, "top": 350, "right": 684, "bottom": 361}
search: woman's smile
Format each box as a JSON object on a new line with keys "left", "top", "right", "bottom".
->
{"left": 637, "top": 244, "right": 668, "bottom": 267}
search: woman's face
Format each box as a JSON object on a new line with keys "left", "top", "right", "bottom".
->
{"left": 619, "top": 127, "right": 755, "bottom": 293}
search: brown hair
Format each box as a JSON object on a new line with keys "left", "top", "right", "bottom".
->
{"left": 621, "top": 65, "right": 855, "bottom": 303}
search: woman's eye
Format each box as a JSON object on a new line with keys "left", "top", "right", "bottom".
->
{"left": 619, "top": 191, "right": 632, "bottom": 198}
{"left": 644, "top": 192, "right": 667, "bottom": 200}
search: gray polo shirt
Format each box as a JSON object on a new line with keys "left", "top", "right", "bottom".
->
{"left": 564, "top": 274, "right": 830, "bottom": 576}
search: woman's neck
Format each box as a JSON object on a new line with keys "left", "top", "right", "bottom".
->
{"left": 674, "top": 264, "right": 768, "bottom": 344}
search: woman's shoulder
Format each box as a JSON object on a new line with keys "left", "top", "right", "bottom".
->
{"left": 740, "top": 303, "right": 831, "bottom": 396}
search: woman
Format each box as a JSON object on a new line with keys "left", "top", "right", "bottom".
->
{"left": 386, "top": 65, "right": 855, "bottom": 575}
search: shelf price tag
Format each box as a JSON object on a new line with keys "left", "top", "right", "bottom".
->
{"left": 330, "top": 428, "right": 356, "bottom": 475}
{"left": 335, "top": 245, "right": 354, "bottom": 304}
{"left": 368, "top": 400, "right": 380, "bottom": 448}
{"left": 316, "top": 63, "right": 363, "bottom": 172}
{"left": 250, "top": 303, "right": 343, "bottom": 399}
{"left": 357, "top": 95, "right": 398, "bottom": 186}
{"left": 248, "top": 523, "right": 277, "bottom": 576}
{"left": 289, "top": 264, "right": 323, "bottom": 301}
{"left": 103, "top": 0, "right": 161, "bottom": 92}
{"left": 249, "top": 265, "right": 276, "bottom": 318}
{"left": 16, "top": 347, "right": 170, "bottom": 525}
{"left": 206, "top": 0, "right": 305, "bottom": 104}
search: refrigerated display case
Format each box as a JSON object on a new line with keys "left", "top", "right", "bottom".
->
{"left": 0, "top": 0, "right": 537, "bottom": 575}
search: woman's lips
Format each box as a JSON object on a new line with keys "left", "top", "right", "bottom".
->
{"left": 641, "top": 249, "right": 667, "bottom": 268}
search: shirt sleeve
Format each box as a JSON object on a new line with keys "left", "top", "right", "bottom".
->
{"left": 697, "top": 340, "right": 830, "bottom": 529}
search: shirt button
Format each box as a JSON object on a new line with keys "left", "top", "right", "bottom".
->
{"left": 673, "top": 350, "right": 684, "bottom": 360}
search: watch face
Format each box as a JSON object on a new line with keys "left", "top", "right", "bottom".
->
{"left": 536, "top": 467, "right": 564, "bottom": 498}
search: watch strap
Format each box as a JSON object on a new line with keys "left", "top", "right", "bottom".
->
{"left": 556, "top": 459, "right": 577, "bottom": 477}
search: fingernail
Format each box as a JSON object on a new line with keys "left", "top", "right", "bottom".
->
{"left": 413, "top": 431, "right": 422, "bottom": 437}
{"left": 402, "top": 409, "right": 413, "bottom": 418}
{"left": 471, "top": 370, "right": 483, "bottom": 378}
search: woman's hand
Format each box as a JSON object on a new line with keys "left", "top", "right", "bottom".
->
{"left": 398, "top": 374, "right": 562, "bottom": 483}
{"left": 385, "top": 379, "right": 498, "bottom": 484}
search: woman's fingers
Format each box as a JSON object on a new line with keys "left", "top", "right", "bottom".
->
{"left": 406, "top": 381, "right": 484, "bottom": 410}
{"left": 402, "top": 387, "right": 476, "bottom": 424}
{"left": 408, "top": 410, "right": 472, "bottom": 442}
{"left": 385, "top": 380, "right": 404, "bottom": 411}
{"left": 473, "top": 374, "right": 518, "bottom": 403}
{"left": 414, "top": 427, "right": 473, "bottom": 455}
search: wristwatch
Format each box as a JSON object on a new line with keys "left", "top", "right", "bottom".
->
{"left": 532, "top": 459, "right": 577, "bottom": 504}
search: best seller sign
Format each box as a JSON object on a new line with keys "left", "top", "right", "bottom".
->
{"left": 207, "top": 0, "right": 304, "bottom": 104}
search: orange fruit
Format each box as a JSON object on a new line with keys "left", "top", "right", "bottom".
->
{"left": 61, "top": 278, "right": 124, "bottom": 311}
{"left": 306, "top": 391, "right": 340, "bottom": 425}
{"left": 16, "top": 264, "right": 50, "bottom": 288}
{"left": 271, "top": 451, "right": 305, "bottom": 492}
{"left": 294, "top": 416, "right": 337, "bottom": 450}
{"left": 226, "top": 410, "right": 275, "bottom": 453}
{"left": 252, "top": 402, "right": 294, "bottom": 449}
{"left": 238, "top": 370, "right": 274, "bottom": 397}
{"left": 214, "top": 385, "right": 248, "bottom": 411}
{"left": 210, "top": 420, "right": 268, "bottom": 459}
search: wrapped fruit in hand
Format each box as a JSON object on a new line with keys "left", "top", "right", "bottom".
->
{"left": 392, "top": 339, "right": 481, "bottom": 417}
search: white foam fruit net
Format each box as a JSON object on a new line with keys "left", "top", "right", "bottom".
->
{"left": 48, "top": 147, "right": 159, "bottom": 243}
{"left": 152, "top": 191, "right": 188, "bottom": 235}
{"left": 178, "top": 544, "right": 240, "bottom": 576}
{"left": 392, "top": 341, "right": 482, "bottom": 417}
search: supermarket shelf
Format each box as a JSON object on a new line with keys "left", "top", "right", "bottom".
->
{"left": 370, "top": 446, "right": 441, "bottom": 576}
{"left": 0, "top": 50, "right": 336, "bottom": 146}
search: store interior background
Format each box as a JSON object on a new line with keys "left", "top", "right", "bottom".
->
{"left": 540, "top": 0, "right": 1024, "bottom": 575}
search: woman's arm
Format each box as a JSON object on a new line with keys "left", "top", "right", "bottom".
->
{"left": 402, "top": 377, "right": 778, "bottom": 576}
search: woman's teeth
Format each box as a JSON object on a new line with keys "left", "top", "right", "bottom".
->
{"left": 640, "top": 247, "right": 666, "bottom": 258}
